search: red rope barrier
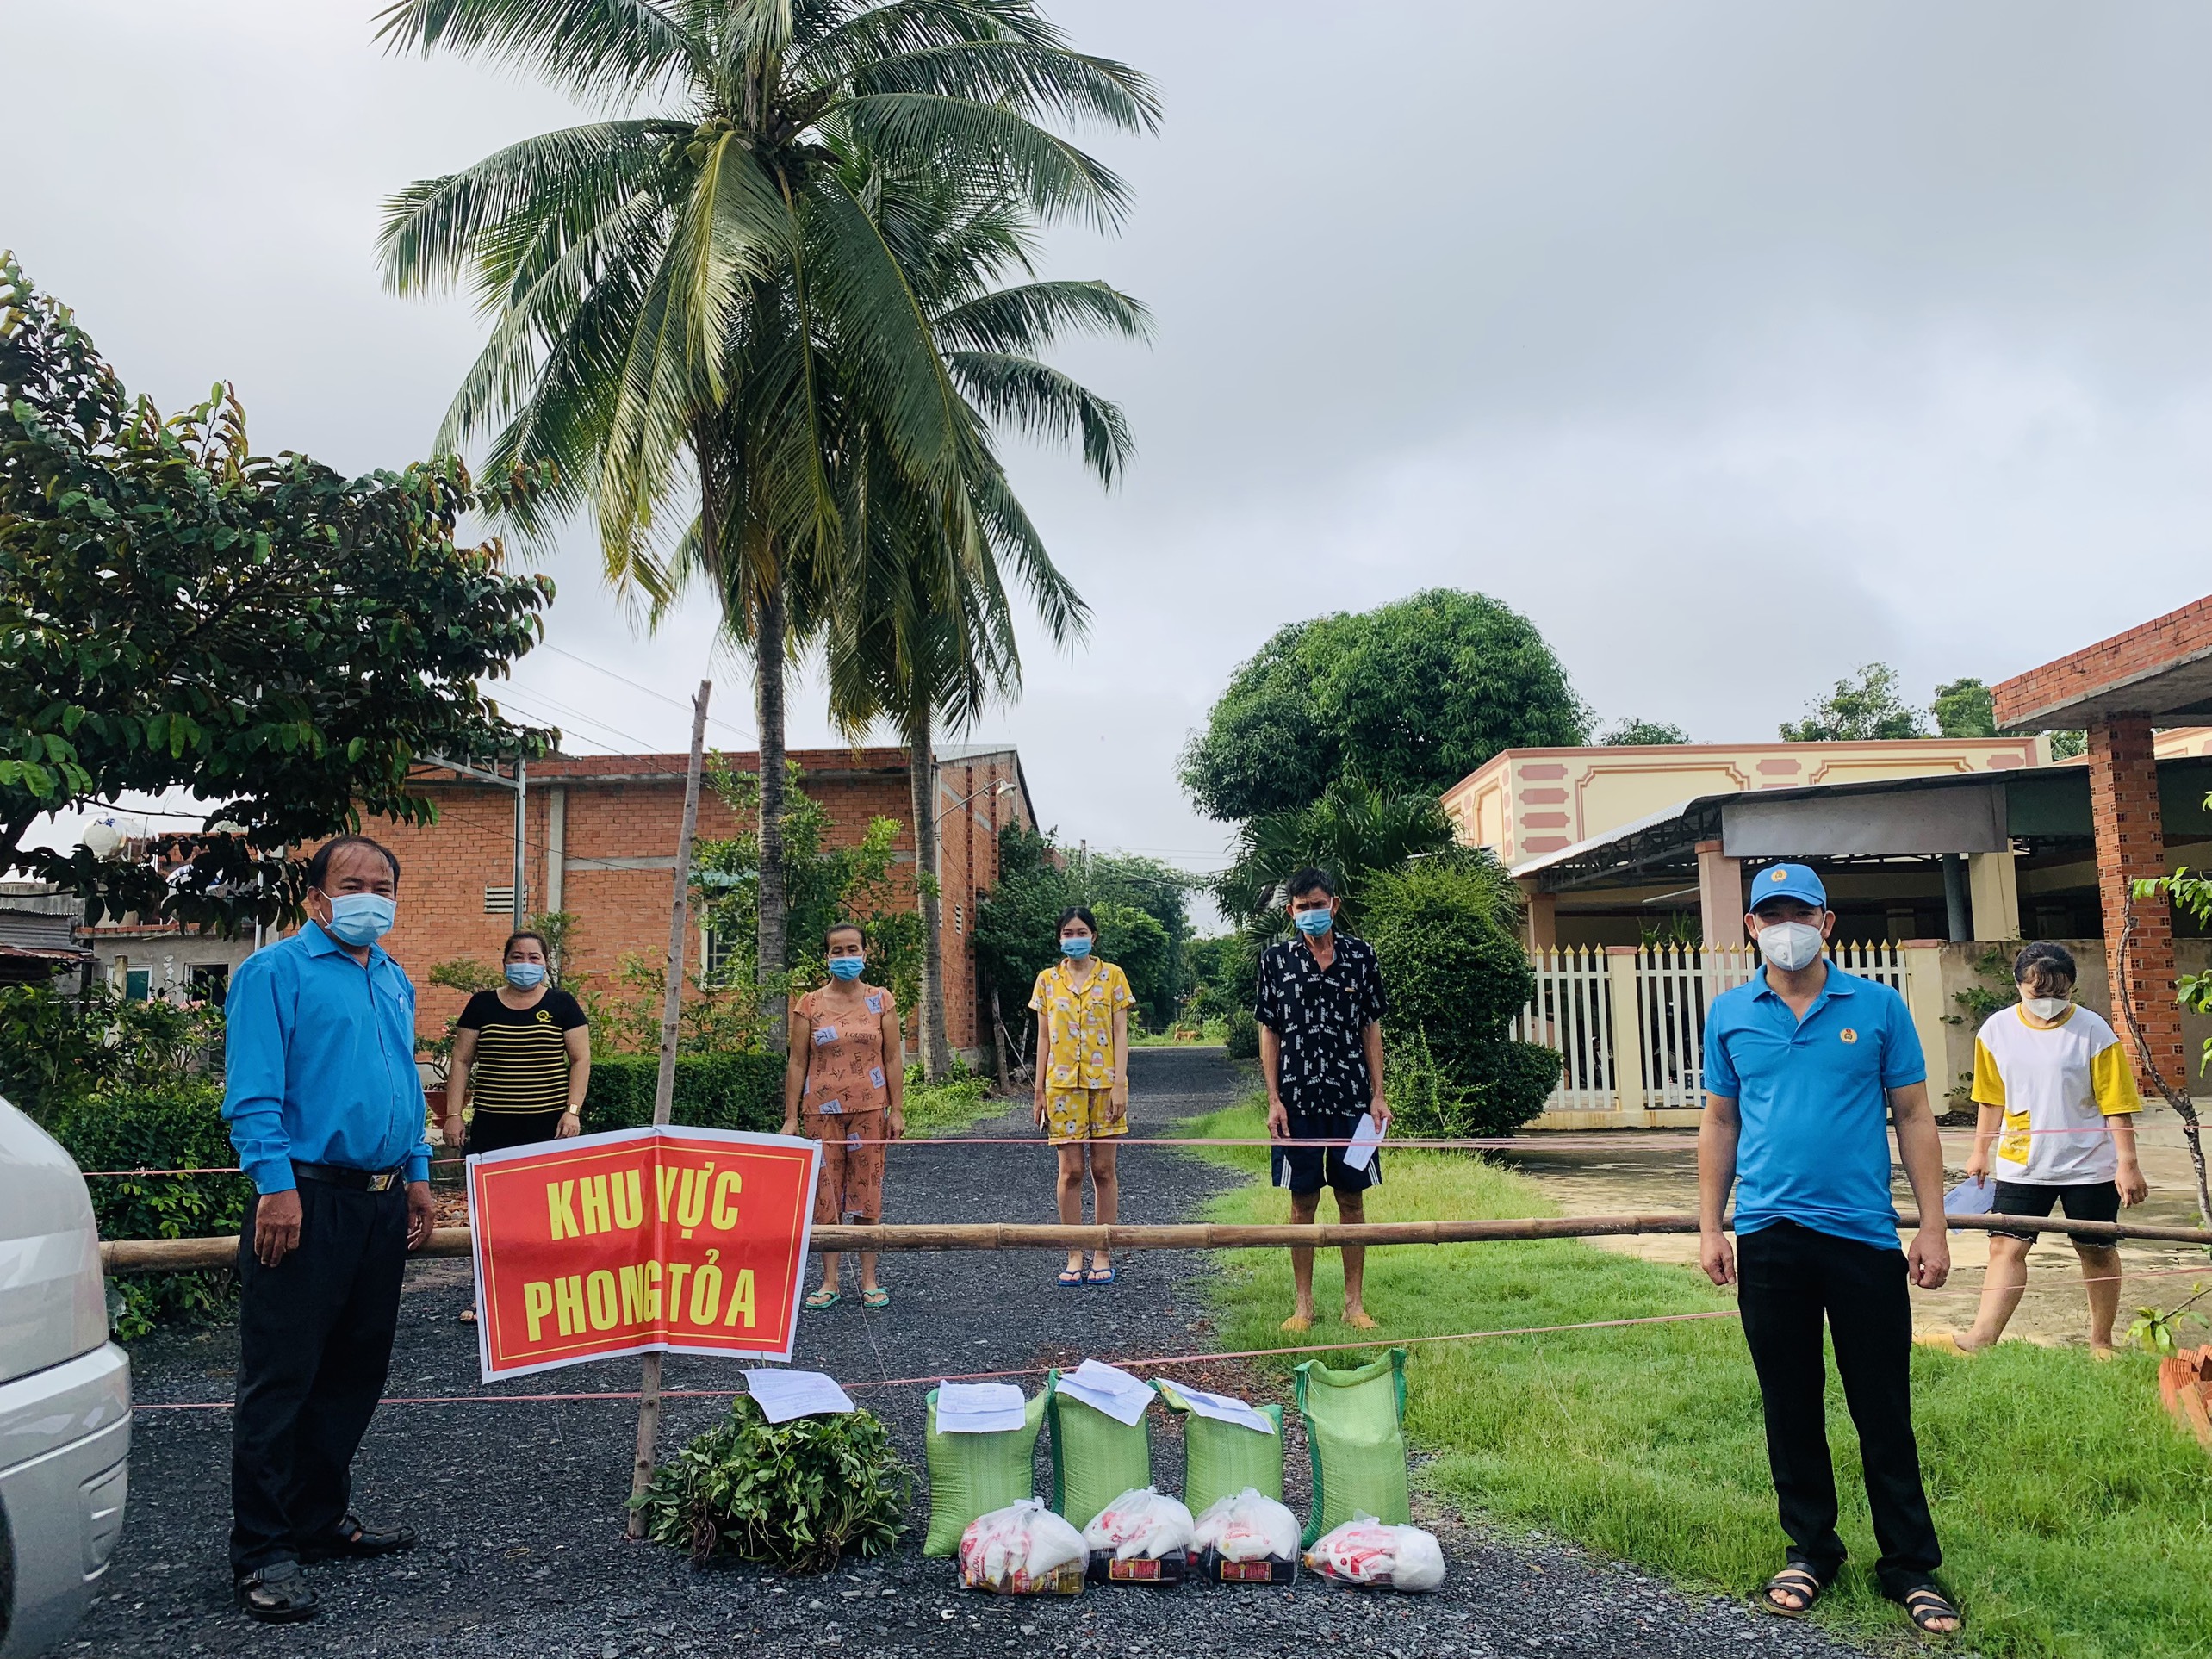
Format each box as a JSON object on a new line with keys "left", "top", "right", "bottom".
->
{"left": 124, "top": 1262, "right": 2211, "bottom": 1414}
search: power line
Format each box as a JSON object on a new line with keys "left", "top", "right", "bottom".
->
{"left": 537, "top": 642, "right": 757, "bottom": 748}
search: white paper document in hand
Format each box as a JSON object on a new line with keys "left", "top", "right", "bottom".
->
{"left": 743, "top": 1368, "right": 854, "bottom": 1423}
{"left": 1342, "top": 1112, "right": 1386, "bottom": 1172}
{"left": 1943, "top": 1177, "right": 1997, "bottom": 1216}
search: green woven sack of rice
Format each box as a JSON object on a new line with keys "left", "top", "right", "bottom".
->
{"left": 1293, "top": 1348, "right": 1409, "bottom": 1546}
{"left": 922, "top": 1387, "right": 1047, "bottom": 1557}
{"left": 1156, "top": 1382, "right": 1284, "bottom": 1513}
{"left": 1045, "top": 1370, "right": 1153, "bottom": 1532}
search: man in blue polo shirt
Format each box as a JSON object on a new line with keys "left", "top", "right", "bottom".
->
{"left": 222, "top": 836, "right": 434, "bottom": 1623}
{"left": 1699, "top": 864, "right": 1960, "bottom": 1637}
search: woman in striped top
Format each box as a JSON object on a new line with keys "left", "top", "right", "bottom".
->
{"left": 444, "top": 931, "right": 592, "bottom": 1155}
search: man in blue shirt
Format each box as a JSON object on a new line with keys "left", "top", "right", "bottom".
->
{"left": 1699, "top": 864, "right": 1960, "bottom": 1637}
{"left": 223, "top": 836, "right": 433, "bottom": 1623}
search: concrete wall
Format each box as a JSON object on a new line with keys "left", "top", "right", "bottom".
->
{"left": 1444, "top": 737, "right": 2052, "bottom": 867}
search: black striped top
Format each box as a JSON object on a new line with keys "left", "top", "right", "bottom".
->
{"left": 457, "top": 988, "right": 588, "bottom": 1115}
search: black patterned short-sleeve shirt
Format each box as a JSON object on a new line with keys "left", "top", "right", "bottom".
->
{"left": 1254, "top": 934, "right": 1388, "bottom": 1115}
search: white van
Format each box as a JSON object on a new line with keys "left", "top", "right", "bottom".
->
{"left": 0, "top": 1097, "right": 130, "bottom": 1657}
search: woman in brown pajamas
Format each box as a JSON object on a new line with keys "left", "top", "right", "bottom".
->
{"left": 780, "top": 922, "right": 904, "bottom": 1308}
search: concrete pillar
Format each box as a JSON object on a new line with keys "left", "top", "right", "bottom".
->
{"left": 1942, "top": 855, "right": 1969, "bottom": 943}
{"left": 2087, "top": 717, "right": 2187, "bottom": 1093}
{"left": 1965, "top": 849, "right": 2018, "bottom": 942}
{"left": 1696, "top": 840, "right": 1743, "bottom": 949}
{"left": 1898, "top": 940, "right": 1951, "bottom": 1099}
{"left": 544, "top": 785, "right": 567, "bottom": 915}
{"left": 1605, "top": 945, "right": 1648, "bottom": 1125}
{"left": 1519, "top": 881, "right": 1557, "bottom": 952}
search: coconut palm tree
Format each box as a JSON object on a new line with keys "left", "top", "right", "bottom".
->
{"left": 375, "top": 0, "right": 1155, "bottom": 1042}
{"left": 822, "top": 176, "right": 1145, "bottom": 1075}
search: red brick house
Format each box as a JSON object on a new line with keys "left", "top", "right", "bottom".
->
{"left": 377, "top": 744, "right": 1034, "bottom": 1064}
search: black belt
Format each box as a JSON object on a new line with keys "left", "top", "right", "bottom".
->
{"left": 291, "top": 1160, "right": 405, "bottom": 1192}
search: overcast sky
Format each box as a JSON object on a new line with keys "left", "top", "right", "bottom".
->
{"left": 9, "top": 1, "right": 2211, "bottom": 886}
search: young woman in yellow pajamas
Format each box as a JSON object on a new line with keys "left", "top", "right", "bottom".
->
{"left": 1029, "top": 907, "right": 1134, "bottom": 1287}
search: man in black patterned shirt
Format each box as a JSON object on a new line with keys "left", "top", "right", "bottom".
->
{"left": 1255, "top": 867, "right": 1390, "bottom": 1333}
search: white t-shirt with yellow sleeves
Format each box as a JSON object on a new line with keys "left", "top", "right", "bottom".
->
{"left": 1971, "top": 1004, "right": 2140, "bottom": 1184}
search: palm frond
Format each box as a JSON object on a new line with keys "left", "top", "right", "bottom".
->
{"left": 839, "top": 93, "right": 1132, "bottom": 229}
{"left": 372, "top": 0, "right": 703, "bottom": 107}
{"left": 948, "top": 351, "right": 1133, "bottom": 485}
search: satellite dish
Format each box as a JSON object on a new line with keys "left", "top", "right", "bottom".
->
{"left": 80, "top": 820, "right": 123, "bottom": 860}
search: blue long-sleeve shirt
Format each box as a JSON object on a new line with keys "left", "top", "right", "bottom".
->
{"left": 222, "top": 922, "right": 431, "bottom": 1194}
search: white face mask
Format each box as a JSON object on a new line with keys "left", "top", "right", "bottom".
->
{"left": 2022, "top": 995, "right": 2071, "bottom": 1022}
{"left": 1755, "top": 920, "right": 1825, "bottom": 973}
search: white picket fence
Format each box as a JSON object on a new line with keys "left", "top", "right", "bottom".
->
{"left": 1510, "top": 943, "right": 1909, "bottom": 1117}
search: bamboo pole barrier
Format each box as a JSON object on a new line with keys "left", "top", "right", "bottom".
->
{"left": 96, "top": 1211, "right": 2212, "bottom": 1275}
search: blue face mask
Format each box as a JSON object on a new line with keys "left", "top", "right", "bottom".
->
{"left": 323, "top": 892, "right": 395, "bottom": 948}
{"left": 1292, "top": 906, "right": 1334, "bottom": 936}
{"left": 827, "top": 954, "right": 866, "bottom": 981}
{"left": 505, "top": 961, "right": 546, "bottom": 990}
{"left": 1061, "top": 935, "right": 1092, "bottom": 959}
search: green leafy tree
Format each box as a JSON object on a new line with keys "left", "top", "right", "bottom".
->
{"left": 1215, "top": 777, "right": 1457, "bottom": 933}
{"left": 1362, "top": 857, "right": 1557, "bottom": 1136}
{"left": 1933, "top": 675, "right": 2085, "bottom": 756}
{"left": 1780, "top": 662, "right": 1929, "bottom": 742}
{"left": 971, "top": 825, "right": 1191, "bottom": 1033}
{"left": 693, "top": 758, "right": 928, "bottom": 1023}
{"left": 377, "top": 1, "right": 1155, "bottom": 1050}
{"left": 1931, "top": 677, "right": 1997, "bottom": 737}
{"left": 1600, "top": 718, "right": 1691, "bottom": 745}
{"left": 1180, "top": 589, "right": 1588, "bottom": 822}
{"left": 0, "top": 256, "right": 553, "bottom": 929}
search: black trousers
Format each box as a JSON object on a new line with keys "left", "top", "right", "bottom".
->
{"left": 1736, "top": 1221, "right": 1942, "bottom": 1596}
{"left": 231, "top": 1180, "right": 408, "bottom": 1575}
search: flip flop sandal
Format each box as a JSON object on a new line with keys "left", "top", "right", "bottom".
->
{"left": 861, "top": 1287, "right": 891, "bottom": 1308}
{"left": 298, "top": 1515, "right": 416, "bottom": 1563}
{"left": 1900, "top": 1585, "right": 1963, "bottom": 1637}
{"left": 1056, "top": 1269, "right": 1085, "bottom": 1288}
{"left": 804, "top": 1289, "right": 842, "bottom": 1309}
{"left": 235, "top": 1562, "right": 319, "bottom": 1624}
{"left": 1756, "top": 1564, "right": 1828, "bottom": 1619}
{"left": 1084, "top": 1265, "right": 1117, "bottom": 1285}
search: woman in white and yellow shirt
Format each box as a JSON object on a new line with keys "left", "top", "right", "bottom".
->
{"left": 1954, "top": 941, "right": 2148, "bottom": 1355}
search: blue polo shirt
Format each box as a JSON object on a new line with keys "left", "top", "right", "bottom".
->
{"left": 1702, "top": 965, "right": 1925, "bottom": 1252}
{"left": 222, "top": 923, "right": 431, "bottom": 1194}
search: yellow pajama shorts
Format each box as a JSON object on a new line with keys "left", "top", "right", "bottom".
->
{"left": 1045, "top": 1086, "right": 1127, "bottom": 1146}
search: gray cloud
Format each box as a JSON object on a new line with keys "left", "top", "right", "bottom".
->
{"left": 9, "top": 1, "right": 2209, "bottom": 892}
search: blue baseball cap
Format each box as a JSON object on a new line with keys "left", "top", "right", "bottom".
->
{"left": 1749, "top": 862, "right": 1827, "bottom": 913}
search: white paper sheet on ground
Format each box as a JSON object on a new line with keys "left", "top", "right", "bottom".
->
{"left": 1943, "top": 1177, "right": 1997, "bottom": 1216}
{"left": 1341, "top": 1112, "right": 1386, "bottom": 1172}
{"left": 1162, "top": 1380, "right": 1277, "bottom": 1436}
{"left": 743, "top": 1368, "right": 854, "bottom": 1423}
{"left": 936, "top": 1380, "right": 1027, "bottom": 1433}
{"left": 1055, "top": 1359, "right": 1154, "bottom": 1426}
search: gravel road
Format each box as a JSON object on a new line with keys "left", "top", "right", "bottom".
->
{"left": 78, "top": 1047, "right": 1879, "bottom": 1659}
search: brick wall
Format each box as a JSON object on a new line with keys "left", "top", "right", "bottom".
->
{"left": 363, "top": 747, "right": 1029, "bottom": 1063}
{"left": 1993, "top": 593, "right": 2212, "bottom": 728}
{"left": 2085, "top": 718, "right": 2189, "bottom": 1091}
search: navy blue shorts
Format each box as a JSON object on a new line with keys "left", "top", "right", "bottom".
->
{"left": 1271, "top": 1109, "right": 1382, "bottom": 1196}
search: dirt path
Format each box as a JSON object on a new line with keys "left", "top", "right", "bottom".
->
{"left": 84, "top": 1048, "right": 1876, "bottom": 1659}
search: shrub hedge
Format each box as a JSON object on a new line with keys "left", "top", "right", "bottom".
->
{"left": 50, "top": 1084, "right": 252, "bottom": 1337}
{"left": 581, "top": 1052, "right": 786, "bottom": 1134}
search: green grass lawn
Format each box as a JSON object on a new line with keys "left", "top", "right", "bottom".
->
{"left": 899, "top": 1076, "right": 1004, "bottom": 1137}
{"left": 1183, "top": 1099, "right": 2212, "bottom": 1658}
